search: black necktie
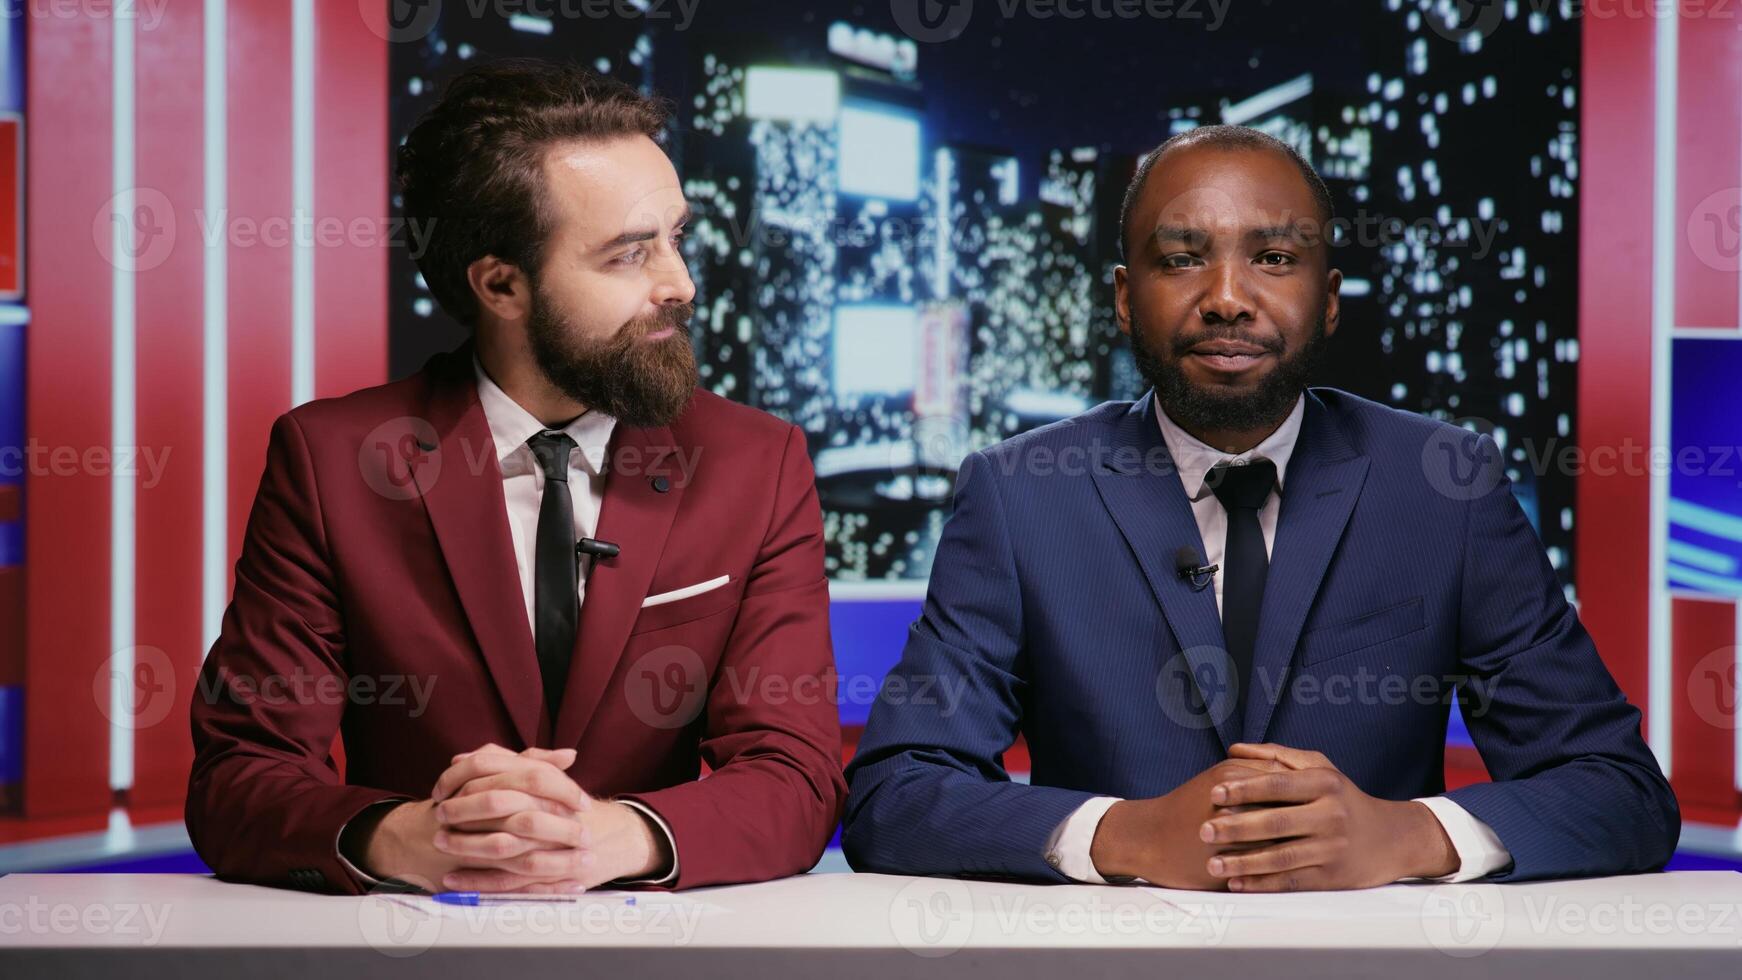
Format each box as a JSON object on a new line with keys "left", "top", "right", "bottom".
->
{"left": 1207, "top": 458, "right": 1277, "bottom": 713}
{"left": 527, "top": 430, "right": 578, "bottom": 722}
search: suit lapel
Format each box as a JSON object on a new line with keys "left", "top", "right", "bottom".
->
{"left": 1239, "top": 390, "right": 1369, "bottom": 743}
{"left": 412, "top": 343, "right": 545, "bottom": 748}
{"left": 1089, "top": 391, "right": 1242, "bottom": 751}
{"left": 552, "top": 420, "right": 686, "bottom": 748}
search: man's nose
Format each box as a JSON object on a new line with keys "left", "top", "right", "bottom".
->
{"left": 1199, "top": 261, "right": 1255, "bottom": 324}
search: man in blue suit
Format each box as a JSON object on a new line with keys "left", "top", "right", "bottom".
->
{"left": 843, "top": 126, "right": 1678, "bottom": 892}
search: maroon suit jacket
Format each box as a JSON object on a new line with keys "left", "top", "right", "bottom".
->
{"left": 186, "top": 342, "right": 845, "bottom": 894}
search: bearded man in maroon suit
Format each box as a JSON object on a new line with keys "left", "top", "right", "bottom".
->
{"left": 187, "top": 59, "right": 845, "bottom": 895}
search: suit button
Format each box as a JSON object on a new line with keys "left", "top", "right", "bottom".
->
{"left": 651, "top": 475, "right": 670, "bottom": 493}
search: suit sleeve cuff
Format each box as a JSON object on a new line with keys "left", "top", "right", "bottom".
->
{"left": 612, "top": 799, "right": 680, "bottom": 886}
{"left": 1406, "top": 796, "right": 1514, "bottom": 882}
{"left": 1044, "top": 796, "right": 1123, "bottom": 884}
{"left": 334, "top": 798, "right": 416, "bottom": 891}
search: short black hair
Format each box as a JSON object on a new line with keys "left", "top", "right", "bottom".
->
{"left": 396, "top": 59, "right": 671, "bottom": 326}
{"left": 1118, "top": 125, "right": 1335, "bottom": 261}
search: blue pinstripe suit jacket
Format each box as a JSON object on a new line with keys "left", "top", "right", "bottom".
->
{"left": 843, "top": 387, "right": 1678, "bottom": 883}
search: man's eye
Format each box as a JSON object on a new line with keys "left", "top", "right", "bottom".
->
{"left": 1161, "top": 253, "right": 1198, "bottom": 268}
{"left": 614, "top": 247, "right": 646, "bottom": 266}
{"left": 1257, "top": 252, "right": 1294, "bottom": 266}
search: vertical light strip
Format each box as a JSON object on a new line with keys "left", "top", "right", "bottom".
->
{"left": 109, "top": 0, "right": 138, "bottom": 792}
{"left": 931, "top": 148, "right": 953, "bottom": 299}
{"left": 290, "top": 0, "right": 314, "bottom": 406}
{"left": 1647, "top": 5, "right": 1678, "bottom": 774}
{"left": 1735, "top": 600, "right": 1742, "bottom": 792}
{"left": 201, "top": 0, "right": 227, "bottom": 653}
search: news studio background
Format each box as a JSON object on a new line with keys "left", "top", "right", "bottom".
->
{"left": 0, "top": 0, "right": 1739, "bottom": 877}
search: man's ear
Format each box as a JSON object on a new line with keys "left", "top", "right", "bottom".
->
{"left": 467, "top": 255, "right": 530, "bottom": 323}
{"left": 1113, "top": 264, "right": 1132, "bottom": 338}
{"left": 1324, "top": 267, "right": 1343, "bottom": 339}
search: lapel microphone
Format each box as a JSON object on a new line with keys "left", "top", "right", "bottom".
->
{"left": 575, "top": 537, "right": 622, "bottom": 577}
{"left": 576, "top": 538, "right": 621, "bottom": 561}
{"left": 1174, "top": 546, "right": 1218, "bottom": 592}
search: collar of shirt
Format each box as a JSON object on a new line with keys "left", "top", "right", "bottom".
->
{"left": 472, "top": 355, "right": 617, "bottom": 478}
{"left": 1152, "top": 391, "right": 1306, "bottom": 503}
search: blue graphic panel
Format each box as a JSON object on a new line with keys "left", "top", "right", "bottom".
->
{"left": 829, "top": 598, "right": 922, "bottom": 725}
{"left": 1669, "top": 337, "right": 1742, "bottom": 597}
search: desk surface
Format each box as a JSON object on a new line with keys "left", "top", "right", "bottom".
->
{"left": 2, "top": 871, "right": 1739, "bottom": 978}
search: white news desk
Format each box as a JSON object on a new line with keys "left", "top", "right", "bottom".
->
{"left": 2, "top": 870, "right": 1739, "bottom": 978}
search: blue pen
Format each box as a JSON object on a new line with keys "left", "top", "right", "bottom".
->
{"left": 433, "top": 891, "right": 636, "bottom": 906}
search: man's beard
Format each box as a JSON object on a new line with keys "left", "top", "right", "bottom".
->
{"left": 1130, "top": 311, "right": 1327, "bottom": 437}
{"left": 525, "top": 285, "right": 699, "bottom": 429}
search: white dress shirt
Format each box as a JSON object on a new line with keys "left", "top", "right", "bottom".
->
{"left": 334, "top": 358, "right": 679, "bottom": 887}
{"left": 1043, "top": 393, "right": 1511, "bottom": 885}
{"left": 473, "top": 357, "right": 618, "bottom": 637}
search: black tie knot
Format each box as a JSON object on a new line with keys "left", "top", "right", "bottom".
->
{"left": 527, "top": 431, "right": 575, "bottom": 484}
{"left": 1206, "top": 458, "right": 1277, "bottom": 511}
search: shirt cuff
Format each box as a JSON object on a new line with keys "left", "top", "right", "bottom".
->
{"left": 335, "top": 798, "right": 415, "bottom": 890}
{"left": 613, "top": 799, "right": 680, "bottom": 886}
{"left": 1044, "top": 796, "right": 1123, "bottom": 884}
{"left": 1406, "top": 796, "right": 1513, "bottom": 882}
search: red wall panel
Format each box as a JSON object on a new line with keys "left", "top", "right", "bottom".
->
{"left": 23, "top": 10, "right": 115, "bottom": 818}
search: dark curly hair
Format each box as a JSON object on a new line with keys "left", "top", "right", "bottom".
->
{"left": 396, "top": 59, "right": 671, "bottom": 326}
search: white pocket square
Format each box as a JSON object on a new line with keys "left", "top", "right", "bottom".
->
{"left": 640, "top": 575, "right": 731, "bottom": 608}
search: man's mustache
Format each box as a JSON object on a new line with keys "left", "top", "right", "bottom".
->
{"left": 1168, "top": 328, "right": 1287, "bottom": 358}
{"left": 626, "top": 301, "right": 695, "bottom": 341}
